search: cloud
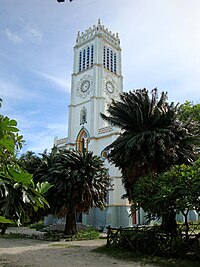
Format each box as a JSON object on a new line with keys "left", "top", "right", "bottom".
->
{"left": 0, "top": 80, "right": 36, "bottom": 100}
{"left": 24, "top": 24, "right": 42, "bottom": 42}
{"left": 3, "top": 28, "right": 22, "bottom": 43}
{"left": 3, "top": 23, "right": 42, "bottom": 44}
{"left": 35, "top": 71, "right": 70, "bottom": 92}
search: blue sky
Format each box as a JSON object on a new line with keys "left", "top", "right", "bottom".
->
{"left": 0, "top": 0, "right": 199, "bottom": 154}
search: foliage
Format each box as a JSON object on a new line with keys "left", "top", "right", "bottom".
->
{"left": 76, "top": 226, "right": 100, "bottom": 240}
{"left": 29, "top": 221, "right": 45, "bottom": 231}
{"left": 101, "top": 88, "right": 199, "bottom": 236}
{"left": 106, "top": 225, "right": 200, "bottom": 262}
{"left": 34, "top": 147, "right": 110, "bottom": 235}
{"left": 0, "top": 110, "right": 50, "bottom": 233}
{"left": 101, "top": 89, "right": 200, "bottom": 200}
{"left": 131, "top": 159, "right": 200, "bottom": 235}
{"left": 19, "top": 151, "right": 42, "bottom": 175}
{"left": 179, "top": 101, "right": 200, "bottom": 122}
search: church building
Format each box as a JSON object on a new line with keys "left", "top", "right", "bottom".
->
{"left": 54, "top": 20, "right": 141, "bottom": 228}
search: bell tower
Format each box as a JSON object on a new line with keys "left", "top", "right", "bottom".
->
{"left": 67, "top": 19, "right": 123, "bottom": 146}
{"left": 64, "top": 20, "right": 132, "bottom": 228}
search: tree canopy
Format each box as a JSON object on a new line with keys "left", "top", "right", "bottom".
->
{"left": 101, "top": 88, "right": 199, "bottom": 200}
{"left": 131, "top": 159, "right": 200, "bottom": 235}
{"left": 179, "top": 101, "right": 200, "bottom": 122}
{"left": 34, "top": 147, "right": 110, "bottom": 235}
{"left": 0, "top": 109, "right": 50, "bottom": 233}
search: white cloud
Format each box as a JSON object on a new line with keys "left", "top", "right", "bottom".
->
{"left": 3, "top": 28, "right": 22, "bottom": 43}
{"left": 0, "top": 80, "right": 37, "bottom": 100}
{"left": 24, "top": 24, "right": 42, "bottom": 42}
{"left": 3, "top": 23, "right": 42, "bottom": 44}
{"left": 35, "top": 71, "right": 70, "bottom": 92}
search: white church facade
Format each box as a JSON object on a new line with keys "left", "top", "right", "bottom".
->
{"left": 54, "top": 20, "right": 136, "bottom": 228}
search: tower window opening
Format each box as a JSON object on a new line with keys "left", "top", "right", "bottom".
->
{"left": 103, "top": 46, "right": 106, "bottom": 67}
{"left": 83, "top": 49, "right": 86, "bottom": 70}
{"left": 87, "top": 47, "right": 90, "bottom": 68}
{"left": 79, "top": 51, "right": 82, "bottom": 72}
{"left": 110, "top": 50, "right": 113, "bottom": 72}
{"left": 91, "top": 45, "right": 94, "bottom": 66}
{"left": 107, "top": 48, "right": 110, "bottom": 70}
{"left": 114, "top": 53, "right": 117, "bottom": 74}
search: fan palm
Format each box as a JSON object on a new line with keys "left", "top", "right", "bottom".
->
{"left": 101, "top": 88, "right": 199, "bottom": 200}
{"left": 35, "top": 147, "right": 110, "bottom": 235}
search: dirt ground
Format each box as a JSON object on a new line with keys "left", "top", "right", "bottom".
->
{"left": 0, "top": 227, "right": 157, "bottom": 267}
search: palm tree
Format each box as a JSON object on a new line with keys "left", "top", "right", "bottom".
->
{"left": 101, "top": 88, "right": 199, "bottom": 235}
{"left": 101, "top": 88, "right": 199, "bottom": 197}
{"left": 35, "top": 147, "right": 110, "bottom": 235}
{"left": 19, "top": 151, "right": 42, "bottom": 175}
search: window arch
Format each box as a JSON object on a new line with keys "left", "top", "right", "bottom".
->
{"left": 76, "top": 128, "right": 89, "bottom": 152}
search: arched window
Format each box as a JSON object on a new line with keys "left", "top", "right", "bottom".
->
{"left": 76, "top": 128, "right": 89, "bottom": 152}
{"left": 80, "top": 107, "right": 87, "bottom": 125}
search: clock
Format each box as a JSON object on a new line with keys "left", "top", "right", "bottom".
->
{"left": 76, "top": 75, "right": 93, "bottom": 98}
{"left": 106, "top": 81, "right": 114, "bottom": 93}
{"left": 81, "top": 80, "right": 90, "bottom": 92}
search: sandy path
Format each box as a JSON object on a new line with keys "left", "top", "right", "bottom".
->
{"left": 0, "top": 228, "right": 157, "bottom": 267}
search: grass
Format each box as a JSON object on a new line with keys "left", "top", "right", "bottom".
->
{"left": 93, "top": 245, "right": 200, "bottom": 267}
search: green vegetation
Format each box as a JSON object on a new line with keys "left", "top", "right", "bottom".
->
{"left": 179, "top": 101, "right": 200, "bottom": 122}
{"left": 34, "top": 147, "right": 110, "bottom": 235}
{"left": 76, "top": 226, "right": 100, "bottom": 240}
{"left": 0, "top": 101, "right": 50, "bottom": 234}
{"left": 131, "top": 159, "right": 200, "bottom": 236}
{"left": 101, "top": 88, "right": 200, "bottom": 236}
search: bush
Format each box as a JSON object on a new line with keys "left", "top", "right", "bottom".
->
{"left": 76, "top": 226, "right": 100, "bottom": 240}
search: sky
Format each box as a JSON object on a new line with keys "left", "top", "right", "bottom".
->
{"left": 0, "top": 0, "right": 200, "bottom": 154}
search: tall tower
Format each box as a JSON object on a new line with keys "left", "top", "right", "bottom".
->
{"left": 64, "top": 20, "right": 132, "bottom": 228}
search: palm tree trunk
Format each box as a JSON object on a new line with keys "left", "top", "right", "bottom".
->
{"left": 64, "top": 207, "right": 77, "bottom": 236}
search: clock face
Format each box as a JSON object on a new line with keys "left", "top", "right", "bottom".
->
{"left": 76, "top": 75, "right": 93, "bottom": 98}
{"left": 81, "top": 80, "right": 90, "bottom": 92}
{"left": 106, "top": 81, "right": 114, "bottom": 93}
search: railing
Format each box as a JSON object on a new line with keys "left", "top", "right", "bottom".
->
{"left": 106, "top": 224, "right": 200, "bottom": 260}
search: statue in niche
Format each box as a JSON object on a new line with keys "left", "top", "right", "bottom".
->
{"left": 80, "top": 107, "right": 87, "bottom": 125}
